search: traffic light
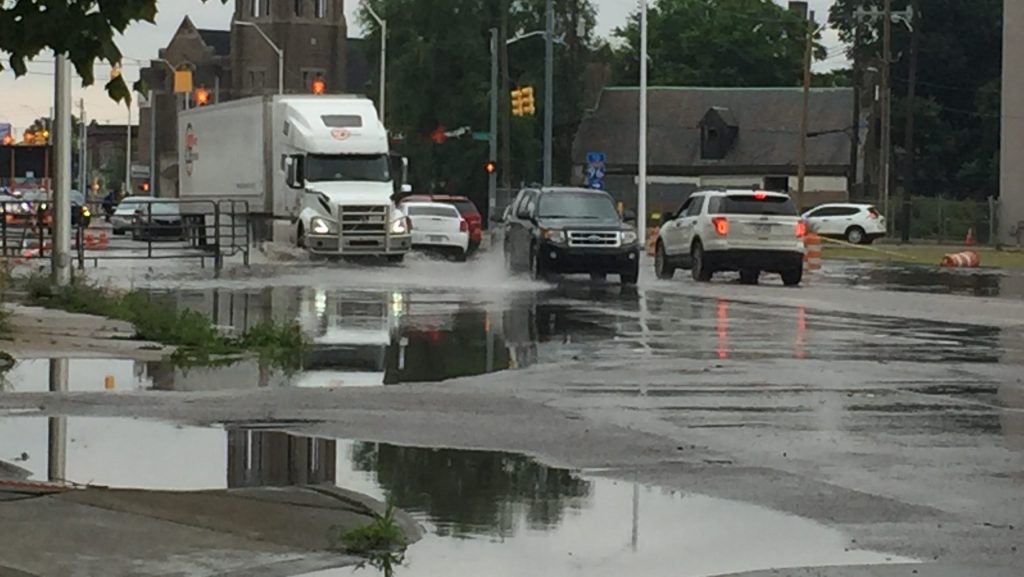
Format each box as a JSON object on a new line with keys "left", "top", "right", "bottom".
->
{"left": 2, "top": 134, "right": 12, "bottom": 146}
{"left": 140, "top": 181, "right": 151, "bottom": 193}
{"left": 485, "top": 161, "right": 497, "bottom": 175}
{"left": 521, "top": 86, "right": 536, "bottom": 116}
{"left": 511, "top": 88, "right": 524, "bottom": 117}
{"left": 194, "top": 87, "right": 210, "bottom": 106}
{"left": 311, "top": 76, "right": 326, "bottom": 95}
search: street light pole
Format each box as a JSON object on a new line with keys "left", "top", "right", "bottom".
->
{"left": 236, "top": 21, "right": 284, "bottom": 95}
{"left": 638, "top": 0, "right": 649, "bottom": 243}
{"left": 52, "top": 55, "right": 72, "bottom": 287}
{"left": 543, "top": 0, "right": 554, "bottom": 186}
{"left": 489, "top": 28, "right": 499, "bottom": 222}
{"left": 364, "top": 2, "right": 387, "bottom": 123}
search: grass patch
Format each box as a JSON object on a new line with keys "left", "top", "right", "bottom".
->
{"left": 336, "top": 505, "right": 408, "bottom": 555}
{"left": 21, "top": 274, "right": 308, "bottom": 369}
{"left": 822, "top": 244, "right": 1024, "bottom": 269}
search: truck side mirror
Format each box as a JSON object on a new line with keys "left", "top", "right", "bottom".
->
{"left": 401, "top": 184, "right": 413, "bottom": 194}
{"left": 285, "top": 156, "right": 305, "bottom": 189}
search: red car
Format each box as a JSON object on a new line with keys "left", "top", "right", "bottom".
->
{"left": 400, "top": 194, "right": 483, "bottom": 251}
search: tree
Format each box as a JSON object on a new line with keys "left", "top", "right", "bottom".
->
{"left": 829, "top": 0, "right": 1003, "bottom": 199}
{"left": 359, "top": 0, "right": 600, "bottom": 201}
{"left": 0, "top": 1, "right": 225, "bottom": 103}
{"left": 611, "top": 0, "right": 817, "bottom": 87}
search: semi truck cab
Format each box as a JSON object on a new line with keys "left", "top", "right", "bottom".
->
{"left": 279, "top": 98, "right": 411, "bottom": 258}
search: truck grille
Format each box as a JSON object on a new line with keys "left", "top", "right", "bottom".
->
{"left": 567, "top": 230, "right": 621, "bottom": 248}
{"left": 340, "top": 206, "right": 389, "bottom": 235}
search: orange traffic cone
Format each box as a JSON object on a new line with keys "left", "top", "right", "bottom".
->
{"left": 965, "top": 228, "right": 976, "bottom": 246}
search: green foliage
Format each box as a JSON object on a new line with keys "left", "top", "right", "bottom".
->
{"left": 0, "top": 1, "right": 227, "bottom": 103}
{"left": 359, "top": 0, "right": 599, "bottom": 197}
{"left": 23, "top": 274, "right": 307, "bottom": 369}
{"left": 337, "top": 505, "right": 407, "bottom": 555}
{"left": 611, "top": 0, "right": 816, "bottom": 87}
{"left": 829, "top": 0, "right": 1003, "bottom": 200}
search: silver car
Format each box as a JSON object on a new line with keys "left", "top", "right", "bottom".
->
{"left": 111, "top": 197, "right": 154, "bottom": 235}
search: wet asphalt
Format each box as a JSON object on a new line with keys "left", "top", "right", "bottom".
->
{"left": 2, "top": 251, "right": 1023, "bottom": 576}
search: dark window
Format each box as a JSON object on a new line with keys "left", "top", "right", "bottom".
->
{"left": 315, "top": 0, "right": 326, "bottom": 18}
{"left": 537, "top": 192, "right": 618, "bottom": 220}
{"left": 684, "top": 196, "right": 704, "bottom": 217}
{"left": 250, "top": 0, "right": 260, "bottom": 18}
{"left": 763, "top": 176, "right": 789, "bottom": 191}
{"left": 713, "top": 195, "right": 798, "bottom": 216}
{"left": 305, "top": 154, "right": 391, "bottom": 183}
{"left": 294, "top": 0, "right": 304, "bottom": 16}
{"left": 321, "top": 115, "right": 363, "bottom": 128}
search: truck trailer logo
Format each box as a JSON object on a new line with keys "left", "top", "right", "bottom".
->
{"left": 330, "top": 128, "right": 351, "bottom": 141}
{"left": 185, "top": 124, "right": 199, "bottom": 176}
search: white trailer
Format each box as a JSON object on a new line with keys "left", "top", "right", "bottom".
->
{"left": 177, "top": 95, "right": 411, "bottom": 259}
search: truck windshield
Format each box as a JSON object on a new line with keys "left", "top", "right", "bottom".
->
{"left": 306, "top": 154, "right": 391, "bottom": 183}
{"left": 538, "top": 192, "right": 619, "bottom": 220}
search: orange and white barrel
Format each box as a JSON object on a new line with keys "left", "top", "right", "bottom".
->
{"left": 803, "top": 233, "right": 822, "bottom": 271}
{"left": 940, "top": 250, "right": 980, "bottom": 268}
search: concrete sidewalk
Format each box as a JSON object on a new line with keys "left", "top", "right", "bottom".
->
{"left": 0, "top": 483, "right": 421, "bottom": 577}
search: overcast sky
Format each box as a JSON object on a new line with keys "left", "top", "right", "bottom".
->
{"left": 1, "top": 0, "right": 840, "bottom": 133}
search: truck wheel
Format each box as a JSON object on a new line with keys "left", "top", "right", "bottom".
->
{"left": 387, "top": 254, "right": 405, "bottom": 264}
{"left": 691, "top": 241, "right": 713, "bottom": 282}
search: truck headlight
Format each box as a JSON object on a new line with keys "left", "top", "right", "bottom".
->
{"left": 542, "top": 229, "right": 566, "bottom": 244}
{"left": 621, "top": 230, "right": 638, "bottom": 244}
{"left": 391, "top": 217, "right": 410, "bottom": 234}
{"left": 310, "top": 217, "right": 337, "bottom": 235}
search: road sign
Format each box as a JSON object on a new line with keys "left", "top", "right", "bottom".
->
{"left": 585, "top": 152, "right": 606, "bottom": 190}
{"left": 130, "top": 164, "right": 151, "bottom": 179}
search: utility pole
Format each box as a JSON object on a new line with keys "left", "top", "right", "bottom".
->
{"left": 78, "top": 99, "right": 87, "bottom": 196}
{"left": 797, "top": 10, "right": 815, "bottom": 198}
{"left": 500, "top": 4, "right": 512, "bottom": 190}
{"left": 543, "top": 0, "right": 554, "bottom": 186}
{"left": 126, "top": 105, "right": 132, "bottom": 195}
{"left": 880, "top": 0, "right": 893, "bottom": 224}
{"left": 850, "top": 22, "right": 862, "bottom": 199}
{"left": 52, "top": 56, "right": 72, "bottom": 287}
{"left": 364, "top": 2, "right": 387, "bottom": 122}
{"left": 149, "top": 90, "right": 156, "bottom": 196}
{"left": 638, "top": 0, "right": 648, "bottom": 241}
{"left": 489, "top": 28, "right": 499, "bottom": 222}
{"left": 901, "top": 0, "right": 920, "bottom": 243}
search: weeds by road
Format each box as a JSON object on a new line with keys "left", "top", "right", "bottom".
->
{"left": 20, "top": 274, "right": 307, "bottom": 369}
{"left": 823, "top": 244, "right": 1024, "bottom": 269}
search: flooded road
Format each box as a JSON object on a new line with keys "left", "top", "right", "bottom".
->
{"left": 3, "top": 254, "right": 1024, "bottom": 575}
{"left": 0, "top": 415, "right": 914, "bottom": 577}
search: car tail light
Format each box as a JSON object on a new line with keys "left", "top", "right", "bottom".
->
{"left": 712, "top": 216, "right": 729, "bottom": 236}
{"left": 753, "top": 191, "right": 767, "bottom": 200}
{"left": 795, "top": 221, "right": 807, "bottom": 238}
{"left": 460, "top": 220, "right": 468, "bottom": 233}
{"left": 867, "top": 207, "right": 880, "bottom": 219}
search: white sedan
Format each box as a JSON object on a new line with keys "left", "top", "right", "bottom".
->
{"left": 405, "top": 202, "right": 470, "bottom": 261}
{"left": 801, "top": 203, "right": 887, "bottom": 245}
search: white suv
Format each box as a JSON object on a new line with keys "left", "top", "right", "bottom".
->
{"left": 655, "top": 189, "right": 806, "bottom": 286}
{"left": 801, "top": 203, "right": 886, "bottom": 245}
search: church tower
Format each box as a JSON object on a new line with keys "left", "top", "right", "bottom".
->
{"left": 230, "top": 0, "right": 348, "bottom": 97}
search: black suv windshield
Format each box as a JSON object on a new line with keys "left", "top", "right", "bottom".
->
{"left": 712, "top": 195, "right": 798, "bottom": 216}
{"left": 538, "top": 192, "right": 619, "bottom": 220}
{"left": 306, "top": 154, "right": 391, "bottom": 183}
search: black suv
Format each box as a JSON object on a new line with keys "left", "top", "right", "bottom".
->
{"left": 500, "top": 187, "right": 640, "bottom": 284}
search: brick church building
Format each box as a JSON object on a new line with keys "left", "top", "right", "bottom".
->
{"left": 139, "top": 0, "right": 371, "bottom": 196}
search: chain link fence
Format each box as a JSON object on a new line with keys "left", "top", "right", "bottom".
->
{"left": 893, "top": 197, "right": 999, "bottom": 244}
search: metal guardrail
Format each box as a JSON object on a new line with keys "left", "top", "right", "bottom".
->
{"left": 0, "top": 198, "right": 251, "bottom": 272}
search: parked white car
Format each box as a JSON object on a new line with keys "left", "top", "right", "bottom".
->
{"left": 655, "top": 188, "right": 806, "bottom": 286}
{"left": 405, "top": 202, "right": 470, "bottom": 261}
{"left": 801, "top": 203, "right": 886, "bottom": 245}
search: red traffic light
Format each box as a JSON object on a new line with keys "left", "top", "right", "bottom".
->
{"left": 194, "top": 88, "right": 210, "bottom": 106}
{"left": 140, "top": 181, "right": 151, "bottom": 193}
{"left": 311, "top": 77, "right": 326, "bottom": 95}
{"left": 484, "top": 161, "right": 497, "bottom": 175}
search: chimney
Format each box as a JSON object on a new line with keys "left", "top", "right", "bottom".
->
{"left": 788, "top": 1, "right": 809, "bottom": 19}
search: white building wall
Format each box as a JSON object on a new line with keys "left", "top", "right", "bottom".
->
{"left": 1001, "top": 0, "right": 1024, "bottom": 245}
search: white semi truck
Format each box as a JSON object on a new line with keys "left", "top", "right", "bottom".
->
{"left": 177, "top": 95, "right": 412, "bottom": 260}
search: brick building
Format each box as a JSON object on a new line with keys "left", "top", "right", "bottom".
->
{"left": 139, "top": 0, "right": 370, "bottom": 197}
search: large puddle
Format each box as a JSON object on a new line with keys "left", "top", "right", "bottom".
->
{"left": 2, "top": 282, "right": 1019, "bottom": 395}
{"left": 0, "top": 416, "right": 915, "bottom": 576}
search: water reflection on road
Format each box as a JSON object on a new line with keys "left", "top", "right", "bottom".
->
{"left": 0, "top": 416, "right": 915, "bottom": 577}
